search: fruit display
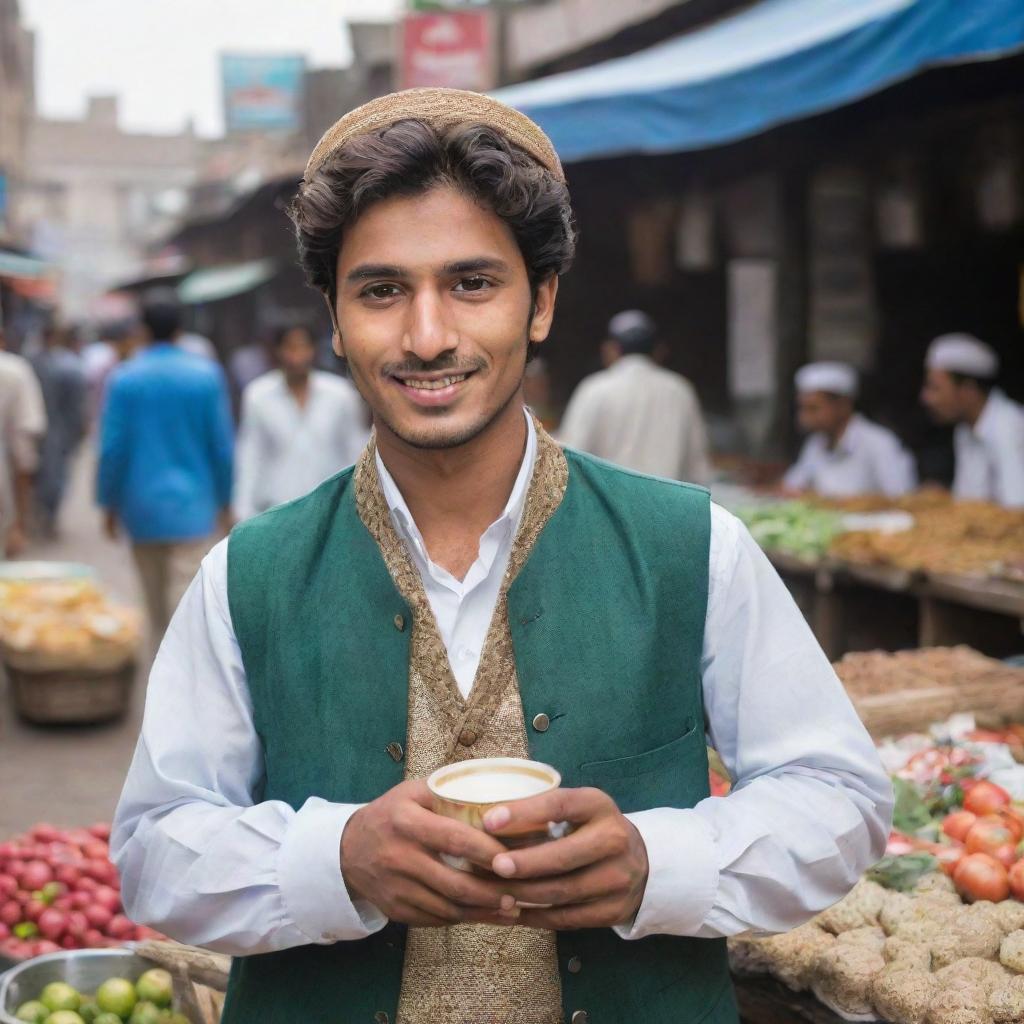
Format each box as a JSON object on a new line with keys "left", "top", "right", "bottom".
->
{"left": 736, "top": 501, "right": 845, "bottom": 561}
{"left": 0, "top": 579, "right": 140, "bottom": 671}
{"left": 828, "top": 499, "right": 1024, "bottom": 580}
{"left": 0, "top": 823, "right": 164, "bottom": 962}
{"left": 11, "top": 968, "right": 192, "bottom": 1023}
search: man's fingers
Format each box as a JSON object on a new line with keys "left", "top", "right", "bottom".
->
{"left": 490, "top": 820, "right": 626, "bottom": 880}
{"left": 409, "top": 852, "right": 508, "bottom": 910}
{"left": 496, "top": 859, "right": 627, "bottom": 907}
{"left": 483, "top": 786, "right": 610, "bottom": 836}
{"left": 395, "top": 801, "right": 509, "bottom": 868}
{"left": 516, "top": 896, "right": 633, "bottom": 932}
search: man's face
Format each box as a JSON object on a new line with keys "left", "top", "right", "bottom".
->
{"left": 797, "top": 391, "right": 849, "bottom": 435}
{"left": 333, "top": 185, "right": 556, "bottom": 450}
{"left": 921, "top": 368, "right": 965, "bottom": 424}
{"left": 277, "top": 327, "right": 317, "bottom": 379}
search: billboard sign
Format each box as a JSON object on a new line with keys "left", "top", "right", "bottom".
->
{"left": 222, "top": 54, "right": 307, "bottom": 134}
{"left": 400, "top": 11, "right": 494, "bottom": 92}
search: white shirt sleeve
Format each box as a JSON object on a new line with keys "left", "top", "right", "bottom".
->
{"left": 782, "top": 437, "right": 818, "bottom": 491}
{"left": 617, "top": 505, "right": 893, "bottom": 940}
{"left": 110, "top": 540, "right": 387, "bottom": 955}
{"left": 232, "top": 387, "right": 264, "bottom": 522}
{"left": 873, "top": 431, "right": 917, "bottom": 498}
{"left": 993, "top": 414, "right": 1024, "bottom": 509}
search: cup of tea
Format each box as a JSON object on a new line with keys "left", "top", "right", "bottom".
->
{"left": 427, "top": 756, "right": 561, "bottom": 873}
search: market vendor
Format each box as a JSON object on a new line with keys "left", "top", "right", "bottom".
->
{"left": 921, "top": 334, "right": 1024, "bottom": 508}
{"left": 111, "top": 89, "right": 892, "bottom": 1024}
{"left": 783, "top": 361, "right": 917, "bottom": 498}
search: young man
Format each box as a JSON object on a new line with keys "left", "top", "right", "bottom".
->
{"left": 97, "top": 289, "right": 234, "bottom": 639}
{"left": 783, "top": 361, "right": 916, "bottom": 498}
{"left": 112, "top": 90, "right": 891, "bottom": 1024}
{"left": 233, "top": 323, "right": 367, "bottom": 520}
{"left": 921, "top": 333, "right": 1024, "bottom": 507}
{"left": 559, "top": 309, "right": 711, "bottom": 483}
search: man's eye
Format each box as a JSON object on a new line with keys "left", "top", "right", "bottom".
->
{"left": 454, "top": 276, "right": 491, "bottom": 293}
{"left": 362, "top": 284, "right": 400, "bottom": 300}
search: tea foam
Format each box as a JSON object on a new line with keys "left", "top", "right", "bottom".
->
{"left": 436, "top": 769, "right": 552, "bottom": 803}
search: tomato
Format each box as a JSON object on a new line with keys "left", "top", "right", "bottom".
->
{"left": 992, "top": 844, "right": 1018, "bottom": 869}
{"left": 1009, "top": 860, "right": 1024, "bottom": 901}
{"left": 988, "top": 810, "right": 1024, "bottom": 843}
{"left": 934, "top": 845, "right": 965, "bottom": 876}
{"left": 965, "top": 820, "right": 1016, "bottom": 856}
{"left": 954, "top": 852, "right": 1010, "bottom": 902}
{"left": 942, "top": 811, "right": 977, "bottom": 843}
{"left": 964, "top": 781, "right": 1012, "bottom": 816}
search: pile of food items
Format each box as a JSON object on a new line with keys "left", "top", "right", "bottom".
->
{"left": 828, "top": 499, "right": 1024, "bottom": 581}
{"left": 0, "top": 579, "right": 140, "bottom": 671}
{"left": 11, "top": 969, "right": 191, "bottom": 1023}
{"left": 736, "top": 501, "right": 845, "bottom": 561}
{"left": 0, "top": 823, "right": 164, "bottom": 961}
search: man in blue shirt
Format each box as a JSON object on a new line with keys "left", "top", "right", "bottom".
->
{"left": 98, "top": 290, "right": 234, "bottom": 640}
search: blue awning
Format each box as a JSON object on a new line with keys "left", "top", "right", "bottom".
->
{"left": 493, "top": 0, "right": 1024, "bottom": 163}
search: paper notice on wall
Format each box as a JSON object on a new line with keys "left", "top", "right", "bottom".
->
{"left": 727, "top": 259, "right": 777, "bottom": 399}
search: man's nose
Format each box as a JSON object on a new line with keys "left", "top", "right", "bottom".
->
{"left": 404, "top": 288, "right": 457, "bottom": 363}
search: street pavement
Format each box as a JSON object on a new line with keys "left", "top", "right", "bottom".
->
{"left": 0, "top": 443, "right": 152, "bottom": 839}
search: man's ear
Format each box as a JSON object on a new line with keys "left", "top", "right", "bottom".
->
{"left": 528, "top": 275, "right": 559, "bottom": 348}
{"left": 322, "top": 292, "right": 344, "bottom": 357}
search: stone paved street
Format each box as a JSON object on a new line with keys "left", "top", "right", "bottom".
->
{"left": 0, "top": 443, "right": 152, "bottom": 839}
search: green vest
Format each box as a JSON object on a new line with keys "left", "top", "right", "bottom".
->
{"left": 223, "top": 448, "right": 739, "bottom": 1024}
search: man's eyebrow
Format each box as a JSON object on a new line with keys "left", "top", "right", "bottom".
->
{"left": 345, "top": 263, "right": 409, "bottom": 284}
{"left": 443, "top": 257, "right": 511, "bottom": 276}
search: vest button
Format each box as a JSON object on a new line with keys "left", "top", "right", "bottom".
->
{"left": 571, "top": 1012, "right": 588, "bottom": 1024}
{"left": 567, "top": 955, "right": 582, "bottom": 973}
{"left": 532, "top": 712, "right": 550, "bottom": 732}
{"left": 458, "top": 728, "right": 478, "bottom": 746}
{"left": 374, "top": 1013, "right": 389, "bottom": 1024}
{"left": 386, "top": 741, "right": 404, "bottom": 762}
{"left": 393, "top": 613, "right": 405, "bottom": 632}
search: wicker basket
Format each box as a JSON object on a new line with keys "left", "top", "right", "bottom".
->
{"left": 5, "top": 659, "right": 135, "bottom": 724}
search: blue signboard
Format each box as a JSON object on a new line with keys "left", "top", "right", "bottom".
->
{"left": 221, "top": 54, "right": 307, "bottom": 134}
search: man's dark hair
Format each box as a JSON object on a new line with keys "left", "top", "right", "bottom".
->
{"left": 140, "top": 288, "right": 183, "bottom": 342}
{"left": 949, "top": 371, "right": 994, "bottom": 396}
{"left": 272, "top": 322, "right": 315, "bottom": 349}
{"left": 288, "top": 119, "right": 576, "bottom": 337}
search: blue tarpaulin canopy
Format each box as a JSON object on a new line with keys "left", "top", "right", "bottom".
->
{"left": 493, "top": 0, "right": 1024, "bottom": 164}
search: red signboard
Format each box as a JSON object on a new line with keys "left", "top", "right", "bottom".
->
{"left": 400, "top": 11, "right": 495, "bottom": 92}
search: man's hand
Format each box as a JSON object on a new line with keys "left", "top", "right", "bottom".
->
{"left": 103, "top": 510, "right": 119, "bottom": 541}
{"left": 483, "top": 787, "right": 650, "bottom": 931}
{"left": 341, "top": 779, "right": 519, "bottom": 928}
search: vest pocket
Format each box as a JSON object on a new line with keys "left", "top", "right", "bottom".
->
{"left": 578, "top": 718, "right": 707, "bottom": 814}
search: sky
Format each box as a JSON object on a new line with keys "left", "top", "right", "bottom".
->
{"left": 21, "top": 0, "right": 401, "bottom": 138}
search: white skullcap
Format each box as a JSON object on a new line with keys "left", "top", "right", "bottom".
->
{"left": 794, "top": 362, "right": 858, "bottom": 398}
{"left": 925, "top": 334, "right": 999, "bottom": 379}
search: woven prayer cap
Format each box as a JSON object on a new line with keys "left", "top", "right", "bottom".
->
{"left": 304, "top": 87, "right": 564, "bottom": 182}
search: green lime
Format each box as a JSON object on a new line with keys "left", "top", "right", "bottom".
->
{"left": 40, "top": 983, "right": 81, "bottom": 1013}
{"left": 134, "top": 969, "right": 173, "bottom": 1008}
{"left": 164, "top": 1015, "right": 192, "bottom": 1024}
{"left": 76, "top": 1000, "right": 98, "bottom": 1024}
{"left": 128, "top": 1002, "right": 163, "bottom": 1024}
{"left": 95, "top": 978, "right": 136, "bottom": 1019}
{"left": 42, "top": 1013, "right": 85, "bottom": 1024}
{"left": 14, "top": 1001, "right": 51, "bottom": 1023}
{"left": 92, "top": 1015, "right": 122, "bottom": 1024}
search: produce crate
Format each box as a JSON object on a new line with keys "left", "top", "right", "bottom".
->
{"left": 4, "top": 659, "right": 135, "bottom": 724}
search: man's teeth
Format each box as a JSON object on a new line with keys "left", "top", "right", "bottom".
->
{"left": 401, "top": 374, "right": 468, "bottom": 390}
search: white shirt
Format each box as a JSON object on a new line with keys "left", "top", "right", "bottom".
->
{"left": 952, "top": 389, "right": 1024, "bottom": 508}
{"left": 0, "top": 351, "right": 47, "bottom": 531}
{"left": 558, "top": 354, "right": 711, "bottom": 484}
{"left": 783, "top": 413, "right": 917, "bottom": 498}
{"left": 111, "top": 411, "right": 891, "bottom": 955}
{"left": 234, "top": 370, "right": 368, "bottom": 520}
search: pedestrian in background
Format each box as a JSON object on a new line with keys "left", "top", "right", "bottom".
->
{"left": 783, "top": 362, "right": 916, "bottom": 498}
{"left": 0, "top": 324, "right": 47, "bottom": 556}
{"left": 97, "top": 289, "right": 234, "bottom": 640}
{"left": 921, "top": 334, "right": 1024, "bottom": 508}
{"left": 559, "top": 309, "right": 711, "bottom": 483}
{"left": 233, "top": 322, "right": 367, "bottom": 521}
{"left": 31, "top": 324, "right": 87, "bottom": 537}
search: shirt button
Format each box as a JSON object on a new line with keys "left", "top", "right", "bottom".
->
{"left": 532, "top": 712, "right": 550, "bottom": 733}
{"left": 571, "top": 1012, "right": 588, "bottom": 1024}
{"left": 567, "top": 955, "right": 582, "bottom": 974}
{"left": 386, "top": 741, "right": 404, "bottom": 762}
{"left": 458, "top": 728, "right": 478, "bottom": 747}
{"left": 458, "top": 647, "right": 473, "bottom": 661}
{"left": 393, "top": 613, "right": 405, "bottom": 632}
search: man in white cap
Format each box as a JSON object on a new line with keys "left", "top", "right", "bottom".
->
{"left": 783, "top": 361, "right": 916, "bottom": 498}
{"left": 921, "top": 334, "right": 1024, "bottom": 507}
{"left": 559, "top": 309, "right": 711, "bottom": 482}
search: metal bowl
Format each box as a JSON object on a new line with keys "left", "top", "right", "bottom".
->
{"left": 0, "top": 947, "right": 176, "bottom": 1023}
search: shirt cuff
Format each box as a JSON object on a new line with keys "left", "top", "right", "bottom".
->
{"left": 278, "top": 797, "right": 388, "bottom": 943}
{"left": 614, "top": 808, "right": 719, "bottom": 940}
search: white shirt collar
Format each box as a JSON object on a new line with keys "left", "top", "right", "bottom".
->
{"left": 374, "top": 406, "right": 537, "bottom": 580}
